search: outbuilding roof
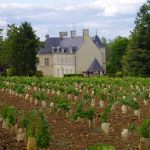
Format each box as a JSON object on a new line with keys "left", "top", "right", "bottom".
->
{"left": 86, "top": 58, "right": 104, "bottom": 72}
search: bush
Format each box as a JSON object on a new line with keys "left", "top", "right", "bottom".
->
{"left": 88, "top": 143, "right": 116, "bottom": 150}
{"left": 115, "top": 71, "right": 124, "bottom": 78}
{"left": 35, "top": 70, "right": 43, "bottom": 77}
{"left": 32, "top": 91, "right": 48, "bottom": 101}
{"left": 7, "top": 68, "right": 17, "bottom": 76}
{"left": 138, "top": 118, "right": 150, "bottom": 138}
{"left": 64, "top": 74, "right": 83, "bottom": 77}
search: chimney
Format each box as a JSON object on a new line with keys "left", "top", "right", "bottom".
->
{"left": 59, "top": 32, "right": 68, "bottom": 39}
{"left": 71, "top": 31, "right": 76, "bottom": 38}
{"left": 83, "top": 29, "right": 89, "bottom": 42}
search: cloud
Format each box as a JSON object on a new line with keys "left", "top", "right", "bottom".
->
{"left": 0, "top": 18, "right": 7, "bottom": 27}
{"left": 0, "top": 0, "right": 147, "bottom": 39}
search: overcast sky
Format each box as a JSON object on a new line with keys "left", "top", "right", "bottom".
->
{"left": 0, "top": 0, "right": 147, "bottom": 40}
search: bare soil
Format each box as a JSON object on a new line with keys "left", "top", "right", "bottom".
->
{"left": 0, "top": 91, "right": 150, "bottom": 150}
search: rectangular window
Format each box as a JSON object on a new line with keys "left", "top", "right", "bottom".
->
{"left": 45, "top": 58, "right": 49, "bottom": 66}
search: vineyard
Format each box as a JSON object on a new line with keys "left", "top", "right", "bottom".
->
{"left": 0, "top": 77, "right": 150, "bottom": 150}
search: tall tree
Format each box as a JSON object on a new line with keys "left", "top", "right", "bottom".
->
{"left": 0, "top": 29, "right": 3, "bottom": 65}
{"left": 0, "top": 29, "right": 7, "bottom": 68}
{"left": 6, "top": 22, "right": 40, "bottom": 76}
{"left": 123, "top": 0, "right": 150, "bottom": 76}
{"left": 107, "top": 36, "right": 128, "bottom": 75}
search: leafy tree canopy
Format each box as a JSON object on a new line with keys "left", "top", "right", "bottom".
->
{"left": 107, "top": 36, "right": 128, "bottom": 75}
{"left": 123, "top": 0, "right": 150, "bottom": 77}
{"left": 5, "top": 22, "right": 40, "bottom": 76}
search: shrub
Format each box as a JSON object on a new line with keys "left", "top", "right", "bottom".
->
{"left": 32, "top": 91, "right": 48, "bottom": 101}
{"left": 138, "top": 118, "right": 150, "bottom": 138}
{"left": 88, "top": 143, "right": 116, "bottom": 150}
{"left": 7, "top": 68, "right": 17, "bottom": 76}
{"left": 115, "top": 71, "right": 124, "bottom": 78}
{"left": 64, "top": 74, "right": 83, "bottom": 77}
{"left": 35, "top": 71, "right": 43, "bottom": 77}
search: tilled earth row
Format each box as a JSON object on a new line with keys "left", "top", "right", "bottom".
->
{"left": 0, "top": 91, "right": 150, "bottom": 150}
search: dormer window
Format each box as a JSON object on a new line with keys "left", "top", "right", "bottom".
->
{"left": 64, "top": 49, "right": 67, "bottom": 53}
{"left": 54, "top": 48, "right": 57, "bottom": 53}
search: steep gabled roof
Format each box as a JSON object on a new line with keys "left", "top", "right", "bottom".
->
{"left": 60, "top": 36, "right": 83, "bottom": 48}
{"left": 86, "top": 58, "right": 104, "bottom": 72}
{"left": 39, "top": 36, "right": 83, "bottom": 54}
{"left": 93, "top": 35, "right": 103, "bottom": 48}
{"left": 40, "top": 37, "right": 60, "bottom": 54}
{"left": 39, "top": 34, "right": 103, "bottom": 54}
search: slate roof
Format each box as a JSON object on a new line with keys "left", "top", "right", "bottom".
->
{"left": 86, "top": 58, "right": 104, "bottom": 72}
{"left": 59, "top": 36, "right": 83, "bottom": 48}
{"left": 93, "top": 35, "right": 103, "bottom": 48}
{"left": 40, "top": 38, "right": 60, "bottom": 54}
{"left": 39, "top": 35, "right": 103, "bottom": 54}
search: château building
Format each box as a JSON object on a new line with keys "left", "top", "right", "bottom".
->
{"left": 37, "top": 29, "right": 106, "bottom": 77}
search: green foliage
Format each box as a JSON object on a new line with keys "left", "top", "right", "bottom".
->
{"left": 138, "top": 118, "right": 150, "bottom": 138}
{"left": 25, "top": 110, "right": 37, "bottom": 137}
{"left": 13, "top": 84, "right": 25, "bottom": 94}
{"left": 128, "top": 124, "right": 137, "bottom": 133}
{"left": 32, "top": 91, "right": 48, "bottom": 101}
{"left": 35, "top": 70, "right": 43, "bottom": 77}
{"left": 0, "top": 105, "right": 18, "bottom": 126}
{"left": 0, "top": 81, "right": 6, "bottom": 89}
{"left": 70, "top": 99, "right": 95, "bottom": 121}
{"left": 115, "top": 71, "right": 124, "bottom": 78}
{"left": 64, "top": 74, "right": 83, "bottom": 77}
{"left": 66, "top": 87, "right": 75, "bottom": 94}
{"left": 5, "top": 22, "right": 40, "bottom": 76}
{"left": 123, "top": 1, "right": 150, "bottom": 76}
{"left": 121, "top": 97, "right": 140, "bottom": 110}
{"left": 107, "top": 36, "right": 128, "bottom": 75}
{"left": 100, "top": 104, "right": 112, "bottom": 123}
{"left": 0, "top": 104, "right": 50, "bottom": 149}
{"left": 84, "top": 108, "right": 95, "bottom": 120}
{"left": 35, "top": 112, "right": 49, "bottom": 148}
{"left": 123, "top": 49, "right": 150, "bottom": 76}
{"left": 83, "top": 94, "right": 92, "bottom": 102}
{"left": 88, "top": 143, "right": 116, "bottom": 150}
{"left": 141, "top": 90, "right": 149, "bottom": 100}
{"left": 56, "top": 99, "right": 70, "bottom": 112}
{"left": 7, "top": 68, "right": 17, "bottom": 76}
